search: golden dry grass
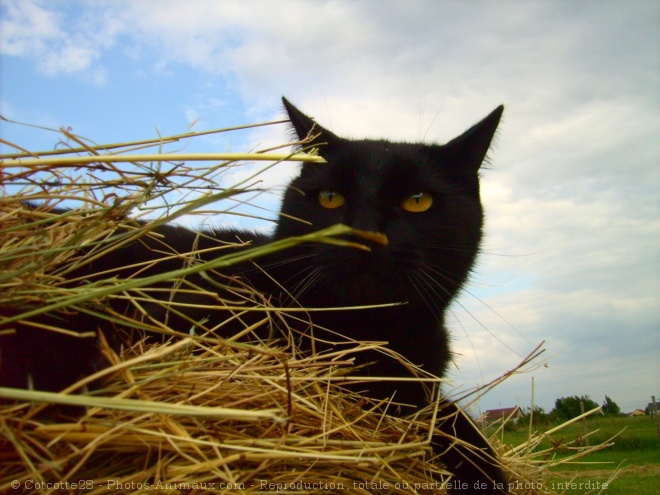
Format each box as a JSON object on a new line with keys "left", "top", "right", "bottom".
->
{"left": 0, "top": 119, "right": 613, "bottom": 494}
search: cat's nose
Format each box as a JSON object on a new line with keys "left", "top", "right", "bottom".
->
{"left": 346, "top": 208, "right": 385, "bottom": 235}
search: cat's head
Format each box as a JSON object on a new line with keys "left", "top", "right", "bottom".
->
{"left": 275, "top": 97, "right": 503, "bottom": 310}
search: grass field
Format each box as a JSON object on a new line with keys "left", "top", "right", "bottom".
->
{"left": 489, "top": 414, "right": 660, "bottom": 494}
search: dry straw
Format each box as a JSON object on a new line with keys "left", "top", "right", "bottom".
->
{"left": 1, "top": 118, "right": 613, "bottom": 494}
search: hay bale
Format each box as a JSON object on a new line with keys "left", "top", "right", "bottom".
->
{"left": 0, "top": 120, "right": 612, "bottom": 494}
{"left": 1, "top": 333, "right": 447, "bottom": 494}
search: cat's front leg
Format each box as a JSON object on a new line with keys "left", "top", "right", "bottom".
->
{"left": 433, "top": 400, "right": 509, "bottom": 494}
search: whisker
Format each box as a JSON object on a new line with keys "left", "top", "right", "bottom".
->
{"left": 291, "top": 266, "right": 325, "bottom": 301}
{"left": 422, "top": 265, "right": 524, "bottom": 358}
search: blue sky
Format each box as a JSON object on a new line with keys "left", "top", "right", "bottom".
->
{"left": 1, "top": 0, "right": 659, "bottom": 415}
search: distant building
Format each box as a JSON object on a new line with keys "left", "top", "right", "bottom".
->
{"left": 645, "top": 402, "right": 660, "bottom": 415}
{"left": 479, "top": 406, "right": 523, "bottom": 425}
{"left": 628, "top": 409, "right": 646, "bottom": 417}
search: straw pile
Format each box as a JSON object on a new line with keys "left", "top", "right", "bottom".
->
{"left": 0, "top": 118, "right": 613, "bottom": 494}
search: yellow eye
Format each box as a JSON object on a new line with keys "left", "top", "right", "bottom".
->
{"left": 318, "top": 190, "right": 346, "bottom": 209}
{"left": 402, "top": 192, "right": 433, "bottom": 213}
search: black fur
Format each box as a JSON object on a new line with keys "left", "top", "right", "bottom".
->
{"left": 1, "top": 97, "right": 507, "bottom": 493}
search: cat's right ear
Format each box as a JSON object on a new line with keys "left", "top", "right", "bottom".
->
{"left": 442, "top": 105, "right": 504, "bottom": 174}
{"left": 282, "top": 97, "right": 340, "bottom": 151}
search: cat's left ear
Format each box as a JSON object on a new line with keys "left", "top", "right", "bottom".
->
{"left": 282, "top": 97, "right": 341, "bottom": 152}
{"left": 443, "top": 105, "right": 504, "bottom": 174}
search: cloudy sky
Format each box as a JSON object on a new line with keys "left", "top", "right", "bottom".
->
{"left": 1, "top": 0, "right": 658, "bottom": 415}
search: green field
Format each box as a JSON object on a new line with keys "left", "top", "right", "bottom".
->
{"left": 488, "top": 415, "right": 660, "bottom": 494}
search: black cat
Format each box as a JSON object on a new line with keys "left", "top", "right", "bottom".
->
{"left": 0, "top": 97, "right": 506, "bottom": 493}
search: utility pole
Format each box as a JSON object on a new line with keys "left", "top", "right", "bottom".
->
{"left": 580, "top": 400, "right": 590, "bottom": 446}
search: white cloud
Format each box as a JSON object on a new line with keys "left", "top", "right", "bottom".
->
{"left": 37, "top": 41, "right": 98, "bottom": 75}
{"left": 0, "top": 0, "right": 122, "bottom": 82}
{"left": 0, "top": 0, "right": 63, "bottom": 54}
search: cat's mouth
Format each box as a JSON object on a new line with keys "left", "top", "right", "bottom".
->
{"left": 320, "top": 242, "right": 413, "bottom": 304}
